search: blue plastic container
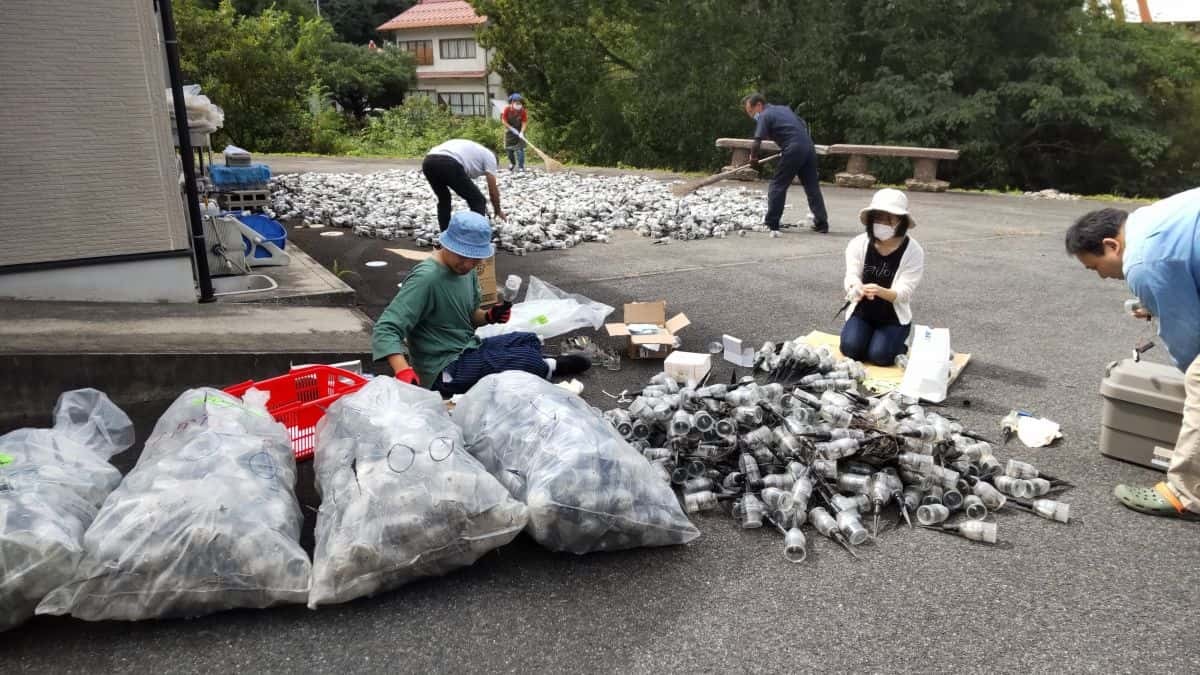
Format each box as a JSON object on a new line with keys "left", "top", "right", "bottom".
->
{"left": 233, "top": 214, "right": 287, "bottom": 259}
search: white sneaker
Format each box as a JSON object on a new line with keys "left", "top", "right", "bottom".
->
{"left": 770, "top": 231, "right": 781, "bottom": 238}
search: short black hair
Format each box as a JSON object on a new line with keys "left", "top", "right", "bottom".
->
{"left": 1064, "top": 208, "right": 1127, "bottom": 256}
{"left": 742, "top": 92, "right": 766, "bottom": 108}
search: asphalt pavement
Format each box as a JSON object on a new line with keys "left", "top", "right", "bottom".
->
{"left": 6, "top": 163, "right": 1199, "bottom": 673}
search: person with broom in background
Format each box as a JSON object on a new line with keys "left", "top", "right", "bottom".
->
{"left": 742, "top": 92, "right": 830, "bottom": 237}
{"left": 500, "top": 93, "right": 528, "bottom": 171}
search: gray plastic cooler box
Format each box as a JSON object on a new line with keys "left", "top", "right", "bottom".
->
{"left": 1099, "top": 358, "right": 1185, "bottom": 471}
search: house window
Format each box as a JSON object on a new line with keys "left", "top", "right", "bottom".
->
{"left": 407, "top": 89, "right": 436, "bottom": 101}
{"left": 396, "top": 39, "right": 433, "bottom": 66}
{"left": 439, "top": 92, "right": 487, "bottom": 116}
{"left": 439, "top": 38, "right": 477, "bottom": 60}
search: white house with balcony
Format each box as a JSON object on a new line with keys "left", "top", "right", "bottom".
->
{"left": 378, "top": 0, "right": 507, "bottom": 116}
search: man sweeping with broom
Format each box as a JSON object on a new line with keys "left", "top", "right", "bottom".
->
{"left": 742, "top": 93, "right": 830, "bottom": 236}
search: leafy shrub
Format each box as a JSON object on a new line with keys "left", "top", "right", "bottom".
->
{"left": 353, "top": 97, "right": 503, "bottom": 156}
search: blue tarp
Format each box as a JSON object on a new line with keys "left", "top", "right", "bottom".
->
{"left": 210, "top": 163, "right": 271, "bottom": 189}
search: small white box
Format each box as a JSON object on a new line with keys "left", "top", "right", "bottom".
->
{"left": 664, "top": 351, "right": 712, "bottom": 384}
{"left": 722, "top": 334, "right": 756, "bottom": 367}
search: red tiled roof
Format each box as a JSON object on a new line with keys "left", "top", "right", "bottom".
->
{"left": 416, "top": 70, "right": 487, "bottom": 80}
{"left": 378, "top": 0, "right": 486, "bottom": 31}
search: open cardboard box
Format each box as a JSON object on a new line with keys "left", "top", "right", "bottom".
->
{"left": 606, "top": 301, "right": 690, "bottom": 360}
{"left": 476, "top": 256, "right": 497, "bottom": 307}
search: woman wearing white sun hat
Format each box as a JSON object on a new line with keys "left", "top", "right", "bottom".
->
{"left": 839, "top": 188, "right": 925, "bottom": 366}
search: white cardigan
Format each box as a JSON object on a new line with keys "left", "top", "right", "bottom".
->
{"left": 843, "top": 233, "right": 925, "bottom": 325}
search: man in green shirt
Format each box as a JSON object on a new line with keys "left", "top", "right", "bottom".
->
{"left": 372, "top": 211, "right": 590, "bottom": 395}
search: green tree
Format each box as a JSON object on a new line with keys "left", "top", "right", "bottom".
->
{"left": 177, "top": 0, "right": 332, "bottom": 151}
{"left": 195, "top": 0, "right": 318, "bottom": 18}
{"left": 318, "top": 42, "right": 415, "bottom": 118}
{"left": 321, "top": 0, "right": 415, "bottom": 45}
{"left": 477, "top": 0, "right": 1200, "bottom": 195}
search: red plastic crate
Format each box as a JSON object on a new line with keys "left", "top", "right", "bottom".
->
{"left": 223, "top": 365, "right": 369, "bottom": 462}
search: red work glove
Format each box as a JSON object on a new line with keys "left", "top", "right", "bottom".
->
{"left": 394, "top": 368, "right": 420, "bottom": 385}
{"left": 485, "top": 301, "right": 512, "bottom": 324}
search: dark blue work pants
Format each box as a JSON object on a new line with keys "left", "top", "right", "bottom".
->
{"left": 766, "top": 144, "right": 828, "bottom": 230}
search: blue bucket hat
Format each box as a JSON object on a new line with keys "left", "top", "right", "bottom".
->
{"left": 441, "top": 211, "right": 494, "bottom": 259}
{"left": 509, "top": 93, "right": 523, "bottom": 102}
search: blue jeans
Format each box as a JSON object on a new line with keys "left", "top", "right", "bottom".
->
{"left": 506, "top": 147, "right": 526, "bottom": 169}
{"left": 840, "top": 315, "right": 910, "bottom": 366}
{"left": 766, "top": 144, "right": 828, "bottom": 230}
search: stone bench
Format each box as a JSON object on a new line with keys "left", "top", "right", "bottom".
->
{"left": 715, "top": 138, "right": 959, "bottom": 191}
{"left": 715, "top": 138, "right": 830, "bottom": 181}
{"left": 828, "top": 144, "right": 959, "bottom": 192}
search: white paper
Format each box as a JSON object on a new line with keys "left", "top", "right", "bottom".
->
{"left": 555, "top": 379, "right": 584, "bottom": 395}
{"left": 1017, "top": 416, "right": 1062, "bottom": 448}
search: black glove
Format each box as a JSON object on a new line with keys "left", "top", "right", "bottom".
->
{"left": 748, "top": 156, "right": 760, "bottom": 170}
{"left": 485, "top": 301, "right": 512, "bottom": 324}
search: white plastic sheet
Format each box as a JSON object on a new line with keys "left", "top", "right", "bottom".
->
{"left": 0, "top": 390, "right": 133, "bottom": 632}
{"left": 476, "top": 276, "right": 614, "bottom": 340}
{"left": 454, "top": 371, "right": 700, "bottom": 554}
{"left": 308, "top": 378, "right": 527, "bottom": 608}
{"left": 38, "top": 389, "right": 310, "bottom": 621}
{"left": 167, "top": 84, "right": 224, "bottom": 132}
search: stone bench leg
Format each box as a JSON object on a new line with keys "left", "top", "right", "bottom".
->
{"left": 835, "top": 154, "right": 876, "bottom": 188}
{"left": 906, "top": 157, "right": 949, "bottom": 192}
{"left": 722, "top": 147, "right": 759, "bottom": 181}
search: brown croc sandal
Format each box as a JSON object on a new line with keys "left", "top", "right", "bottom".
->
{"left": 1114, "top": 483, "right": 1200, "bottom": 521}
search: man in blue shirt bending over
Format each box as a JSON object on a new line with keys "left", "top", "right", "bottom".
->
{"left": 1067, "top": 188, "right": 1200, "bottom": 521}
{"left": 742, "top": 92, "right": 830, "bottom": 236}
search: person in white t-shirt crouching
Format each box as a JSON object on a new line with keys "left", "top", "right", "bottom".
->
{"left": 839, "top": 188, "right": 926, "bottom": 366}
{"left": 422, "top": 139, "right": 507, "bottom": 231}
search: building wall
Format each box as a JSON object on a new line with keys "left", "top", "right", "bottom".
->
{"left": 388, "top": 25, "right": 507, "bottom": 110}
{"left": 0, "top": 0, "right": 191, "bottom": 272}
{"left": 0, "top": 255, "right": 197, "bottom": 303}
{"left": 391, "top": 26, "right": 489, "bottom": 74}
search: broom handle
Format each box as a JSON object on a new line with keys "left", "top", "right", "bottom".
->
{"left": 679, "top": 153, "right": 781, "bottom": 194}
{"left": 710, "top": 153, "right": 780, "bottom": 183}
{"left": 515, "top": 131, "right": 555, "bottom": 164}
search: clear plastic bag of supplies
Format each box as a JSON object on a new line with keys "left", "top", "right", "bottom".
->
{"left": 308, "top": 377, "right": 528, "bottom": 607}
{"left": 0, "top": 389, "right": 133, "bottom": 632}
{"left": 454, "top": 371, "right": 700, "bottom": 554}
{"left": 38, "top": 388, "right": 310, "bottom": 621}
{"left": 476, "top": 275, "right": 614, "bottom": 340}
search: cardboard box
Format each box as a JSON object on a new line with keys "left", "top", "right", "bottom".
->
{"left": 476, "top": 256, "right": 497, "bottom": 307}
{"left": 664, "top": 351, "right": 712, "bottom": 383}
{"left": 1099, "top": 358, "right": 1184, "bottom": 471}
{"left": 605, "top": 301, "right": 690, "bottom": 360}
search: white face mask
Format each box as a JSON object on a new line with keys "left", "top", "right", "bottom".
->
{"left": 513, "top": 103, "right": 523, "bottom": 110}
{"left": 872, "top": 222, "right": 896, "bottom": 241}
